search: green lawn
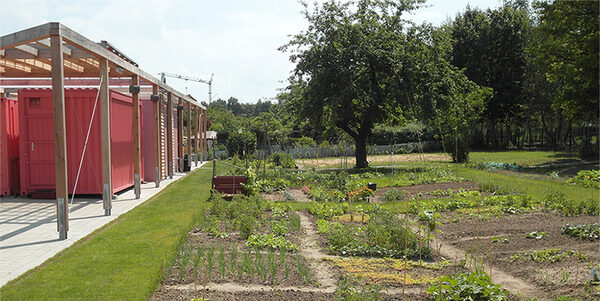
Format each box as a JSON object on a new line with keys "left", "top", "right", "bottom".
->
{"left": 1, "top": 163, "right": 216, "bottom": 300}
{"left": 450, "top": 164, "right": 597, "bottom": 203}
{"left": 467, "top": 150, "right": 581, "bottom": 166}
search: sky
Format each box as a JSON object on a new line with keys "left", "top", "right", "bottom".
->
{"left": 1, "top": 0, "right": 501, "bottom": 104}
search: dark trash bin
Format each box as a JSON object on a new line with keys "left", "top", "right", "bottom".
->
{"left": 367, "top": 183, "right": 377, "bottom": 191}
{"left": 183, "top": 154, "right": 191, "bottom": 172}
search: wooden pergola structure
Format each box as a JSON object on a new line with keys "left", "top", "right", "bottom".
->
{"left": 0, "top": 22, "right": 208, "bottom": 240}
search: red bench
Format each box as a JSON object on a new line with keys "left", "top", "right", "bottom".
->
{"left": 212, "top": 176, "right": 247, "bottom": 196}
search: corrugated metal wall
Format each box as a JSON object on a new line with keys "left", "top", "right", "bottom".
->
{"left": 18, "top": 89, "right": 136, "bottom": 195}
{"left": 1, "top": 97, "right": 20, "bottom": 195}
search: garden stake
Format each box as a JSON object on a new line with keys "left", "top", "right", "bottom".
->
{"left": 402, "top": 207, "right": 409, "bottom": 295}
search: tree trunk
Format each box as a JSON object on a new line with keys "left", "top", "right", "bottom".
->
{"left": 354, "top": 134, "right": 368, "bottom": 169}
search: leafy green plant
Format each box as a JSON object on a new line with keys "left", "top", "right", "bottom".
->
{"left": 568, "top": 170, "right": 600, "bottom": 189}
{"left": 382, "top": 188, "right": 405, "bottom": 202}
{"left": 316, "top": 218, "right": 332, "bottom": 234}
{"left": 271, "top": 219, "right": 289, "bottom": 236}
{"left": 426, "top": 271, "right": 508, "bottom": 300}
{"left": 491, "top": 236, "right": 510, "bottom": 244}
{"left": 510, "top": 248, "right": 588, "bottom": 263}
{"left": 326, "top": 209, "right": 427, "bottom": 259}
{"left": 525, "top": 231, "right": 548, "bottom": 240}
{"left": 334, "top": 276, "right": 382, "bottom": 301}
{"left": 561, "top": 223, "right": 600, "bottom": 240}
{"left": 309, "top": 202, "right": 347, "bottom": 220}
{"left": 246, "top": 234, "right": 298, "bottom": 251}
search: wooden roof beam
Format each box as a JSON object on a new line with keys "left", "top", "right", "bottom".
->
{"left": 15, "top": 44, "right": 39, "bottom": 57}
{"left": 35, "top": 38, "right": 72, "bottom": 56}
{"left": 0, "top": 59, "right": 33, "bottom": 73}
{"left": 14, "top": 58, "right": 51, "bottom": 72}
{"left": 0, "top": 23, "right": 51, "bottom": 50}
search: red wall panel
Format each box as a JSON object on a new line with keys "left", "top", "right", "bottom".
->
{"left": 18, "top": 89, "right": 138, "bottom": 196}
{"left": 1, "top": 97, "right": 20, "bottom": 195}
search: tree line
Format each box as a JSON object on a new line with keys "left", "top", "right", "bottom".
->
{"left": 207, "top": 0, "right": 598, "bottom": 167}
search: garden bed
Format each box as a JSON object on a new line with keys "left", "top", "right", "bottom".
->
{"left": 373, "top": 180, "right": 479, "bottom": 202}
{"left": 437, "top": 212, "right": 600, "bottom": 299}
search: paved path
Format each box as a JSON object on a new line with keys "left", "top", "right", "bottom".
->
{"left": 0, "top": 162, "right": 206, "bottom": 287}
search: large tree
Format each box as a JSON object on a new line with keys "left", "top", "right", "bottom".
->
{"left": 280, "top": 0, "right": 427, "bottom": 168}
{"left": 450, "top": 4, "right": 531, "bottom": 148}
{"left": 532, "top": 0, "right": 599, "bottom": 154}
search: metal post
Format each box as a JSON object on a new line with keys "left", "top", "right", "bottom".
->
{"left": 134, "top": 174, "right": 141, "bottom": 198}
{"left": 57, "top": 197, "right": 67, "bottom": 240}
{"left": 103, "top": 183, "right": 111, "bottom": 216}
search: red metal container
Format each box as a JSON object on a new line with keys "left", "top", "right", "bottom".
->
{"left": 18, "top": 89, "right": 140, "bottom": 196}
{"left": 1, "top": 97, "right": 20, "bottom": 195}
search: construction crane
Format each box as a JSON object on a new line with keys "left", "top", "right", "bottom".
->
{"left": 159, "top": 72, "right": 213, "bottom": 103}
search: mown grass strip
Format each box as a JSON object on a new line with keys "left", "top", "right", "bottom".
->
{"left": 450, "top": 165, "right": 597, "bottom": 202}
{"left": 1, "top": 163, "right": 214, "bottom": 300}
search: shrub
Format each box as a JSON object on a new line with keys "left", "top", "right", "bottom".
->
{"left": 426, "top": 271, "right": 507, "bottom": 301}
{"left": 269, "top": 152, "right": 296, "bottom": 168}
{"left": 382, "top": 188, "right": 405, "bottom": 202}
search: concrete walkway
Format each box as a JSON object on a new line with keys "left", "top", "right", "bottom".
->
{"left": 0, "top": 162, "right": 207, "bottom": 287}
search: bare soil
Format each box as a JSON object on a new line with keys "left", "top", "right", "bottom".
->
{"left": 437, "top": 212, "right": 600, "bottom": 300}
{"left": 373, "top": 181, "right": 479, "bottom": 202}
{"left": 261, "top": 189, "right": 312, "bottom": 203}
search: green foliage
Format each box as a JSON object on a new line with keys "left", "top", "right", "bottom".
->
{"left": 323, "top": 208, "right": 428, "bottom": 259}
{"left": 525, "top": 231, "right": 547, "bottom": 240}
{"left": 345, "top": 187, "right": 374, "bottom": 202}
{"left": 294, "top": 136, "right": 316, "bottom": 148}
{"left": 561, "top": 223, "right": 600, "bottom": 240}
{"left": 568, "top": 170, "right": 600, "bottom": 189}
{"left": 226, "top": 130, "right": 257, "bottom": 157}
{"left": 432, "top": 71, "right": 490, "bottom": 163}
{"left": 309, "top": 202, "right": 348, "bottom": 220}
{"left": 533, "top": 1, "right": 599, "bottom": 123}
{"left": 295, "top": 254, "right": 311, "bottom": 285}
{"left": 382, "top": 188, "right": 405, "bottom": 202}
{"left": 288, "top": 212, "right": 302, "bottom": 232}
{"left": 316, "top": 218, "right": 332, "bottom": 234}
{"left": 246, "top": 234, "right": 298, "bottom": 251}
{"left": 238, "top": 215, "right": 256, "bottom": 240}
{"left": 269, "top": 152, "right": 296, "bottom": 169}
{"left": 426, "top": 271, "right": 508, "bottom": 301}
{"left": 334, "top": 277, "right": 383, "bottom": 301}
{"left": 510, "top": 248, "right": 588, "bottom": 263}
{"left": 281, "top": 0, "right": 437, "bottom": 168}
